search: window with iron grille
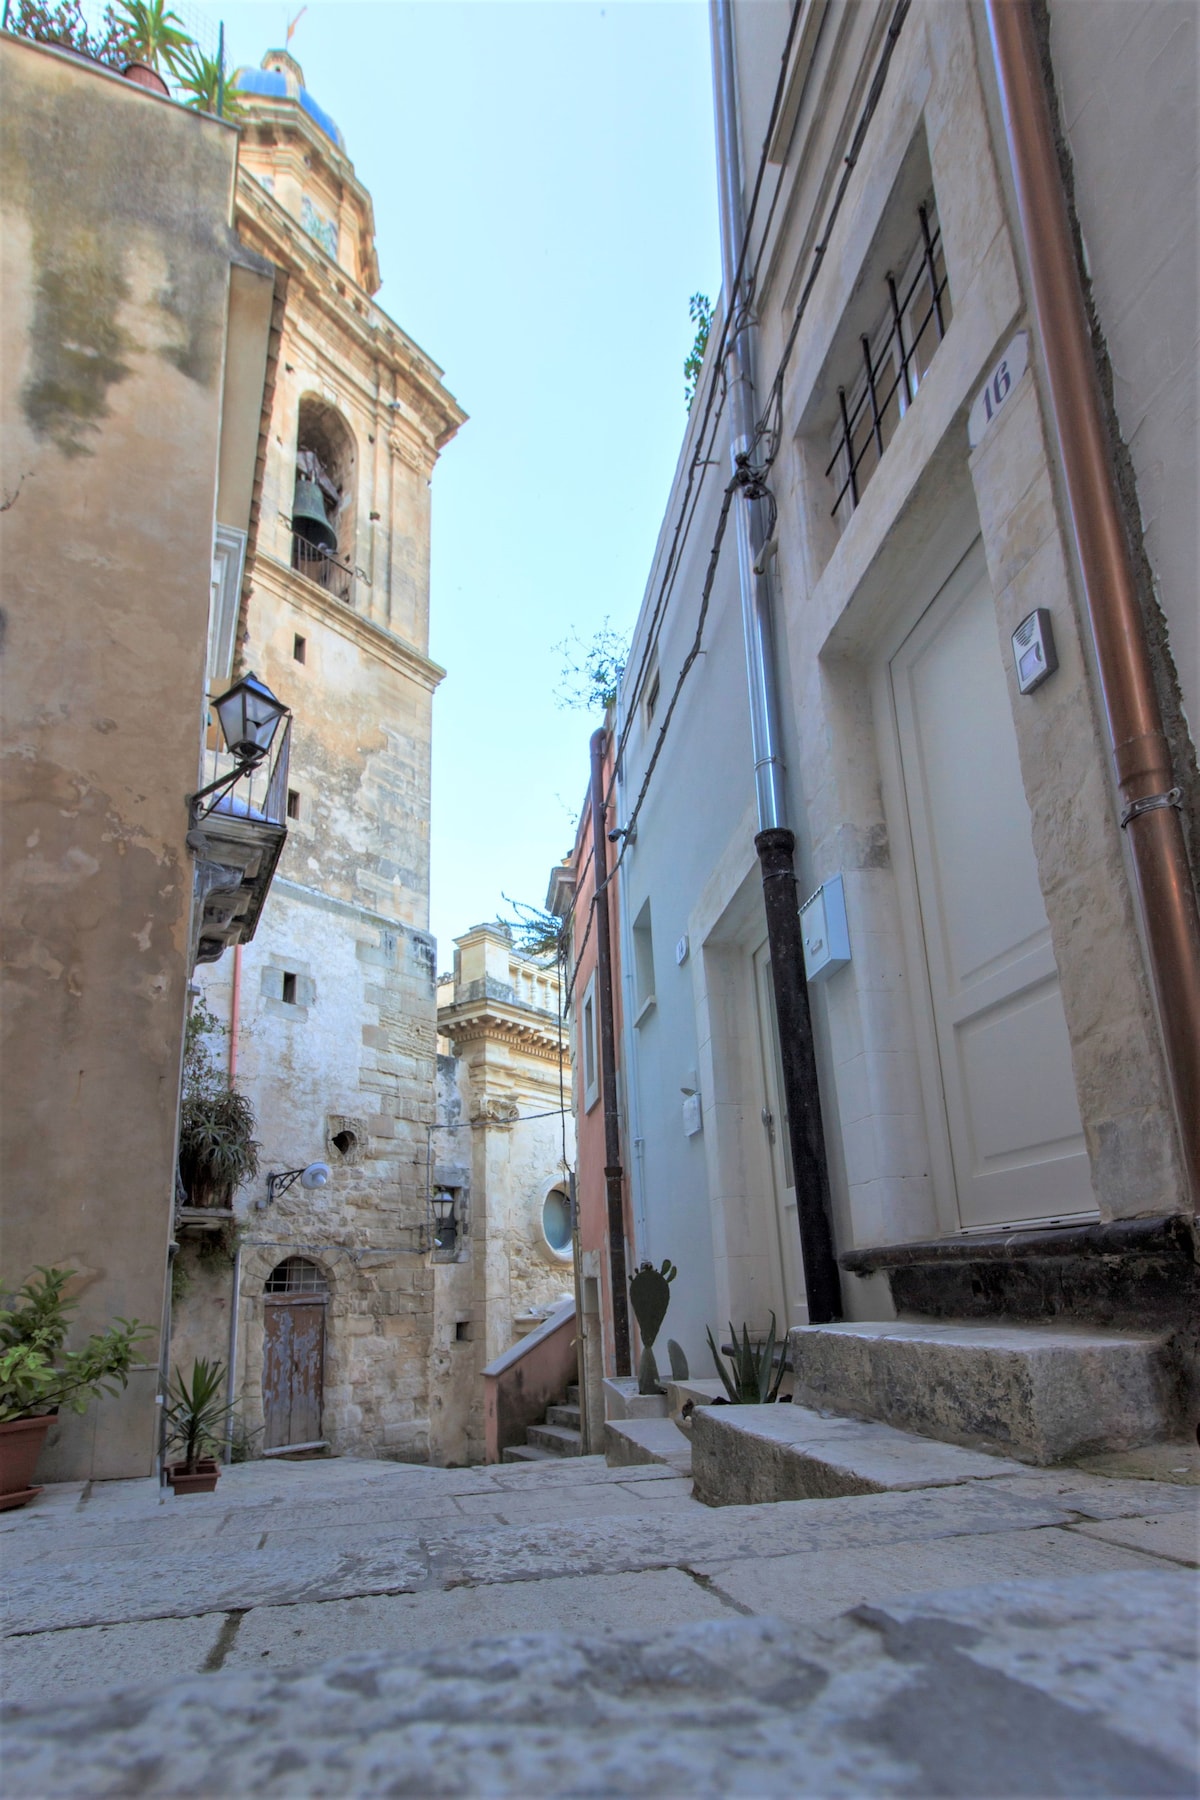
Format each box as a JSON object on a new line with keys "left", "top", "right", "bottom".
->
{"left": 264, "top": 1256, "right": 328, "bottom": 1295}
{"left": 827, "top": 202, "right": 952, "bottom": 529}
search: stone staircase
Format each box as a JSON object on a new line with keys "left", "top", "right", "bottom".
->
{"left": 501, "top": 1384, "right": 582, "bottom": 1463}
{"left": 688, "top": 1319, "right": 1193, "bottom": 1505}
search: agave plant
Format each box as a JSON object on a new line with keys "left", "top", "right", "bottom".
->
{"left": 164, "top": 1357, "right": 232, "bottom": 1472}
{"left": 706, "top": 1312, "right": 789, "bottom": 1404}
{"left": 177, "top": 1086, "right": 259, "bottom": 1209}
{"left": 174, "top": 42, "right": 243, "bottom": 119}
{"left": 112, "top": 0, "right": 192, "bottom": 73}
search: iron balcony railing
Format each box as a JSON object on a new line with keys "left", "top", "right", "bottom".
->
{"left": 291, "top": 531, "right": 354, "bottom": 604}
{"left": 195, "top": 715, "right": 292, "bottom": 831}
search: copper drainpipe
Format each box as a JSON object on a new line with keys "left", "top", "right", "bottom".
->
{"left": 228, "top": 943, "right": 243, "bottom": 1082}
{"left": 986, "top": 0, "right": 1200, "bottom": 1205}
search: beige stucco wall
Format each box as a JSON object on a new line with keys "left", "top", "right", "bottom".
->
{"left": 0, "top": 40, "right": 243, "bottom": 1478}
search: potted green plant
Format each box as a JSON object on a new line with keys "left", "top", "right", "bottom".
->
{"left": 177, "top": 1001, "right": 260, "bottom": 1209}
{"left": 0, "top": 1267, "right": 149, "bottom": 1510}
{"left": 163, "top": 1357, "right": 232, "bottom": 1495}
{"left": 706, "top": 1313, "right": 790, "bottom": 1404}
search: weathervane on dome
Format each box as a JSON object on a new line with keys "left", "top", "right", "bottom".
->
{"left": 286, "top": 6, "right": 306, "bottom": 47}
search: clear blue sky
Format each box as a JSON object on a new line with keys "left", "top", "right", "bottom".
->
{"left": 195, "top": 1, "right": 720, "bottom": 965}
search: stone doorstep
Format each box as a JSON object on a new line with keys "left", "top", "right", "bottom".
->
{"left": 605, "top": 1417, "right": 693, "bottom": 1477}
{"left": 789, "top": 1320, "right": 1184, "bottom": 1465}
{"left": 691, "top": 1403, "right": 1031, "bottom": 1506}
{"left": 602, "top": 1377, "right": 668, "bottom": 1421}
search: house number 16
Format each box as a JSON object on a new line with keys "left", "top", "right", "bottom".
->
{"left": 968, "top": 332, "right": 1028, "bottom": 448}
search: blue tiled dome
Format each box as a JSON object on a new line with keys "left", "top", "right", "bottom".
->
{"left": 233, "top": 52, "right": 346, "bottom": 152}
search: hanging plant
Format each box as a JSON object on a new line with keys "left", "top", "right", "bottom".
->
{"left": 178, "top": 1087, "right": 259, "bottom": 1209}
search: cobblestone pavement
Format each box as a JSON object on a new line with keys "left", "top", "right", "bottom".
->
{"left": 1, "top": 1451, "right": 1196, "bottom": 1794}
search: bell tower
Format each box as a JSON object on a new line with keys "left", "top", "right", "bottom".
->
{"left": 177, "top": 51, "right": 468, "bottom": 1466}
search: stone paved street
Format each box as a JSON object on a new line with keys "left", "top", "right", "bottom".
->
{"left": 1, "top": 1450, "right": 1196, "bottom": 1793}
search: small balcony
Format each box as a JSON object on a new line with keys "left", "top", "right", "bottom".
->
{"left": 291, "top": 531, "right": 354, "bottom": 605}
{"left": 189, "top": 717, "right": 291, "bottom": 966}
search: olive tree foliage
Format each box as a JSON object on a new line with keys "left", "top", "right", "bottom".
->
{"left": 684, "top": 292, "right": 714, "bottom": 412}
{"left": 553, "top": 618, "right": 630, "bottom": 716}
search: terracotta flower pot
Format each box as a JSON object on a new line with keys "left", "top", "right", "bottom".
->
{"left": 122, "top": 62, "right": 170, "bottom": 96}
{"left": 167, "top": 1458, "right": 221, "bottom": 1496}
{"left": 0, "top": 1413, "right": 55, "bottom": 1511}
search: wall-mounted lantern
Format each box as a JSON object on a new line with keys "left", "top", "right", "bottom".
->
{"left": 260, "top": 1161, "right": 331, "bottom": 1208}
{"left": 432, "top": 1189, "right": 459, "bottom": 1254}
{"left": 189, "top": 673, "right": 291, "bottom": 827}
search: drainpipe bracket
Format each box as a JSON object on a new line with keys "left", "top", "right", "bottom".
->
{"left": 1120, "top": 788, "right": 1182, "bottom": 829}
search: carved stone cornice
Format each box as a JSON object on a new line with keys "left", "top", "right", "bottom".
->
{"left": 235, "top": 174, "right": 466, "bottom": 452}
{"left": 253, "top": 554, "right": 445, "bottom": 692}
{"left": 438, "top": 1000, "right": 569, "bottom": 1068}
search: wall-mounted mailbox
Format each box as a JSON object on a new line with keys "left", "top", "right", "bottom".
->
{"left": 800, "top": 874, "right": 851, "bottom": 983}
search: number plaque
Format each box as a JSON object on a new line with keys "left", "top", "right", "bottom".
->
{"left": 968, "top": 332, "right": 1028, "bottom": 447}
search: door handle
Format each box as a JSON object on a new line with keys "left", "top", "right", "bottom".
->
{"left": 761, "top": 1107, "right": 774, "bottom": 1144}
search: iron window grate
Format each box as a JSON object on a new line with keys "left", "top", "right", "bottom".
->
{"left": 827, "top": 204, "right": 952, "bottom": 522}
{"left": 264, "top": 1256, "right": 328, "bottom": 1295}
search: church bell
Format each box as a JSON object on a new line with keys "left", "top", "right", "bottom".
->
{"left": 292, "top": 477, "right": 338, "bottom": 555}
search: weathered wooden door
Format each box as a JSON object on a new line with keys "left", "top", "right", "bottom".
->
{"left": 262, "top": 1297, "right": 325, "bottom": 1449}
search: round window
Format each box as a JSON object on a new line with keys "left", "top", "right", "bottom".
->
{"left": 541, "top": 1189, "right": 572, "bottom": 1256}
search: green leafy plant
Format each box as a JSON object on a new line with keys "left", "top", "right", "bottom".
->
{"left": 110, "top": 0, "right": 191, "bottom": 72}
{"left": 553, "top": 619, "right": 630, "bottom": 715}
{"left": 706, "top": 1313, "right": 789, "bottom": 1404}
{"left": 684, "top": 291, "right": 713, "bottom": 411}
{"left": 178, "top": 1087, "right": 259, "bottom": 1208}
{"left": 178, "top": 999, "right": 259, "bottom": 1208}
{"left": 667, "top": 1338, "right": 690, "bottom": 1381}
{"left": 174, "top": 41, "right": 243, "bottom": 118}
{"left": 163, "top": 1357, "right": 232, "bottom": 1473}
{"left": 9, "top": 0, "right": 131, "bottom": 65}
{"left": 629, "top": 1258, "right": 677, "bottom": 1395}
{"left": 0, "top": 1267, "right": 149, "bottom": 1424}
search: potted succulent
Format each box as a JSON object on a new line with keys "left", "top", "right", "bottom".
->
{"left": 0, "top": 1267, "right": 149, "bottom": 1510}
{"left": 177, "top": 1001, "right": 260, "bottom": 1209}
{"left": 163, "top": 1357, "right": 232, "bottom": 1495}
{"left": 707, "top": 1313, "right": 790, "bottom": 1404}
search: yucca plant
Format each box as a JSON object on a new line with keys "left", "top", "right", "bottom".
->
{"left": 706, "top": 1312, "right": 789, "bottom": 1404}
{"left": 164, "top": 1357, "right": 232, "bottom": 1473}
{"left": 174, "top": 43, "right": 243, "bottom": 118}
{"left": 111, "top": 0, "right": 191, "bottom": 73}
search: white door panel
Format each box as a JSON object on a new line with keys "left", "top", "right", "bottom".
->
{"left": 888, "top": 545, "right": 1093, "bottom": 1230}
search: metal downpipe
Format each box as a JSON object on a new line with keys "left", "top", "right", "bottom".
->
{"left": 589, "top": 728, "right": 633, "bottom": 1374}
{"left": 986, "top": 0, "right": 1200, "bottom": 1204}
{"left": 710, "top": 0, "right": 841, "bottom": 1321}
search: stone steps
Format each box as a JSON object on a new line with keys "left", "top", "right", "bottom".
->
{"left": 500, "top": 1443, "right": 560, "bottom": 1464}
{"left": 690, "top": 1402, "right": 1028, "bottom": 1505}
{"left": 525, "top": 1422, "right": 583, "bottom": 1457}
{"left": 788, "top": 1321, "right": 1183, "bottom": 1466}
{"left": 546, "top": 1403, "right": 581, "bottom": 1430}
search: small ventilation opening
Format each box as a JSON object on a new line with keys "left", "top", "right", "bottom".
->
{"left": 455, "top": 1320, "right": 472, "bottom": 1343}
{"left": 331, "top": 1129, "right": 357, "bottom": 1158}
{"left": 287, "top": 789, "right": 301, "bottom": 820}
{"left": 281, "top": 972, "right": 298, "bottom": 1005}
{"left": 293, "top": 634, "right": 307, "bottom": 664}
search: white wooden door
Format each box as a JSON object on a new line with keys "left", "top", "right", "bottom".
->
{"left": 888, "top": 548, "right": 1093, "bottom": 1229}
{"left": 752, "top": 942, "right": 808, "bottom": 1325}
